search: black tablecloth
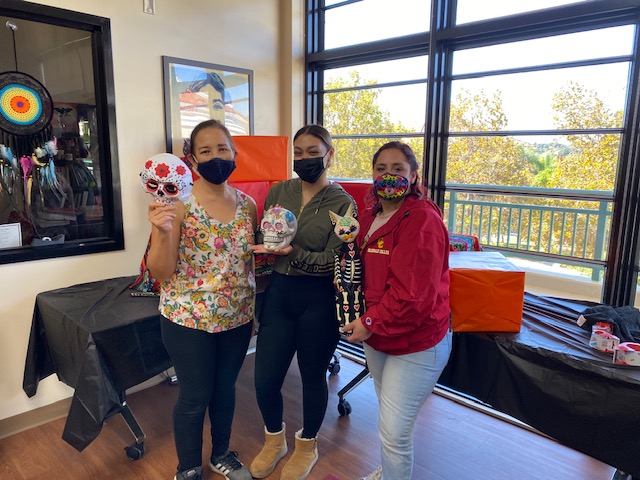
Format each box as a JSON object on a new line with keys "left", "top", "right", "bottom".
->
{"left": 439, "top": 293, "right": 640, "bottom": 477}
{"left": 23, "top": 276, "right": 172, "bottom": 451}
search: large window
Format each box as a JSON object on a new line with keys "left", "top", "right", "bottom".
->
{"left": 323, "top": 56, "right": 428, "bottom": 179}
{"left": 306, "top": 0, "right": 640, "bottom": 306}
{"left": 455, "top": 0, "right": 589, "bottom": 24}
{"left": 0, "top": 0, "right": 123, "bottom": 264}
{"left": 323, "top": 0, "right": 430, "bottom": 49}
{"left": 446, "top": 25, "right": 631, "bottom": 291}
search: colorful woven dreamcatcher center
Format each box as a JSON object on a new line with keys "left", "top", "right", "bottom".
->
{"left": 0, "top": 71, "right": 53, "bottom": 151}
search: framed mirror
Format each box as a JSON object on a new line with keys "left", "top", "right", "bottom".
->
{"left": 0, "top": 0, "right": 123, "bottom": 264}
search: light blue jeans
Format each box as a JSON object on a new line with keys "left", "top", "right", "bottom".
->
{"left": 363, "top": 330, "right": 452, "bottom": 480}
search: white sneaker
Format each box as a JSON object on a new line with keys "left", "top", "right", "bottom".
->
{"left": 209, "top": 451, "right": 251, "bottom": 480}
{"left": 360, "top": 465, "right": 382, "bottom": 480}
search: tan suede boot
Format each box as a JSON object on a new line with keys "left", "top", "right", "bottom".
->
{"left": 280, "top": 429, "right": 318, "bottom": 480}
{"left": 250, "top": 423, "right": 288, "bottom": 479}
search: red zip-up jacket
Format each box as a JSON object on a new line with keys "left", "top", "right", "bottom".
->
{"left": 357, "top": 195, "right": 450, "bottom": 355}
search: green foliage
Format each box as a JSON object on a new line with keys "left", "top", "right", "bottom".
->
{"left": 520, "top": 147, "right": 556, "bottom": 187}
{"left": 549, "top": 81, "right": 621, "bottom": 191}
{"left": 444, "top": 83, "right": 619, "bottom": 264}
{"left": 324, "top": 72, "right": 423, "bottom": 179}
{"left": 323, "top": 70, "right": 620, "bottom": 267}
{"left": 447, "top": 89, "right": 535, "bottom": 186}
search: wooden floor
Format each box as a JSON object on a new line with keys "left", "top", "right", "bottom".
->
{"left": 0, "top": 354, "right": 616, "bottom": 480}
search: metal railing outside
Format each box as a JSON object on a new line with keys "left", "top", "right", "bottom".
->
{"left": 445, "top": 184, "right": 613, "bottom": 281}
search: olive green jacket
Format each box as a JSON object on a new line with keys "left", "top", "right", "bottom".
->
{"left": 257, "top": 178, "right": 355, "bottom": 276}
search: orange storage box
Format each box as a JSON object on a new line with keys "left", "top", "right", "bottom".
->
{"left": 449, "top": 251, "right": 525, "bottom": 332}
{"left": 230, "top": 135, "right": 289, "bottom": 182}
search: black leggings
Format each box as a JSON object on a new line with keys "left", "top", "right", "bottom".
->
{"left": 161, "top": 318, "right": 252, "bottom": 471}
{"left": 254, "top": 272, "right": 340, "bottom": 438}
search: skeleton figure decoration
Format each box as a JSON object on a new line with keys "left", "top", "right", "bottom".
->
{"left": 140, "top": 153, "right": 193, "bottom": 204}
{"left": 261, "top": 205, "right": 298, "bottom": 251}
{"left": 329, "top": 203, "right": 365, "bottom": 333}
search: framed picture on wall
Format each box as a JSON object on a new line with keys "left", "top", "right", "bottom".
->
{"left": 162, "top": 56, "right": 254, "bottom": 156}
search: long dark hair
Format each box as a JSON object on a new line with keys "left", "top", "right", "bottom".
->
{"left": 368, "top": 141, "right": 423, "bottom": 210}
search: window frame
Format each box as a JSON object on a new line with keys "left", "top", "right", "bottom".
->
{"left": 305, "top": 0, "right": 640, "bottom": 306}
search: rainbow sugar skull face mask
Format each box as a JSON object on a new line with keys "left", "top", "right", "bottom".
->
{"left": 373, "top": 173, "right": 409, "bottom": 200}
{"left": 140, "top": 153, "right": 193, "bottom": 204}
{"left": 261, "top": 205, "right": 298, "bottom": 251}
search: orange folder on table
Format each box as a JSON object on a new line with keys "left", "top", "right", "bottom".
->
{"left": 449, "top": 251, "right": 525, "bottom": 332}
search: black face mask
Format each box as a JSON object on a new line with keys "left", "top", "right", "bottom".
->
{"left": 196, "top": 157, "right": 236, "bottom": 184}
{"left": 293, "top": 155, "right": 326, "bottom": 183}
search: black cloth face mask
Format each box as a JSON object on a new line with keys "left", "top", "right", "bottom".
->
{"left": 196, "top": 157, "right": 236, "bottom": 184}
{"left": 293, "top": 154, "right": 326, "bottom": 183}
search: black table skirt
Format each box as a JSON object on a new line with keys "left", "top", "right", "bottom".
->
{"left": 23, "top": 276, "right": 172, "bottom": 451}
{"left": 439, "top": 293, "right": 640, "bottom": 477}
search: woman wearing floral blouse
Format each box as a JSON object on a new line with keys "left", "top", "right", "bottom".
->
{"left": 147, "top": 119, "right": 257, "bottom": 480}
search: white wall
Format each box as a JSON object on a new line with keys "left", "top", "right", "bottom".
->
{"left": 0, "top": 0, "right": 304, "bottom": 423}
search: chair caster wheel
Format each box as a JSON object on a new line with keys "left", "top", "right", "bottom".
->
{"left": 328, "top": 353, "right": 341, "bottom": 375}
{"left": 125, "top": 441, "right": 145, "bottom": 460}
{"left": 338, "top": 399, "right": 352, "bottom": 416}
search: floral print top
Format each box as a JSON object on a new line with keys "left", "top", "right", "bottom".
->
{"left": 160, "top": 190, "right": 256, "bottom": 333}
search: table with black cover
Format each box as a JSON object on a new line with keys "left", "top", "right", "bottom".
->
{"left": 22, "top": 276, "right": 172, "bottom": 458}
{"left": 438, "top": 293, "right": 640, "bottom": 478}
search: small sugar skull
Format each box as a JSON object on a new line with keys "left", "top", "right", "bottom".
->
{"left": 140, "top": 153, "right": 193, "bottom": 204}
{"left": 261, "top": 205, "right": 298, "bottom": 251}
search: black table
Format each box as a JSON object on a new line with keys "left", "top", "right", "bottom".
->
{"left": 438, "top": 293, "right": 640, "bottom": 478}
{"left": 23, "top": 276, "right": 172, "bottom": 457}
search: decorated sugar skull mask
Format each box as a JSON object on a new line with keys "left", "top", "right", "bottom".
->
{"left": 140, "top": 153, "right": 193, "bottom": 204}
{"left": 261, "top": 205, "right": 298, "bottom": 251}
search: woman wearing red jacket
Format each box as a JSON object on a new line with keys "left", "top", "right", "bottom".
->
{"left": 343, "top": 141, "right": 452, "bottom": 480}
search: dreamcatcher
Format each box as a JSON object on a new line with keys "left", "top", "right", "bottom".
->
{"left": 0, "top": 20, "right": 61, "bottom": 240}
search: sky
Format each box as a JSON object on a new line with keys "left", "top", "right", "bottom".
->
{"left": 324, "top": 0, "right": 594, "bottom": 46}
{"left": 323, "top": 1, "right": 633, "bottom": 137}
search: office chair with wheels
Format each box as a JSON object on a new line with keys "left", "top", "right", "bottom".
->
{"left": 329, "top": 337, "right": 370, "bottom": 416}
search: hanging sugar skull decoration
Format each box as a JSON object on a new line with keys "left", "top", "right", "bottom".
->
{"left": 260, "top": 205, "right": 298, "bottom": 251}
{"left": 140, "top": 153, "right": 193, "bottom": 204}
